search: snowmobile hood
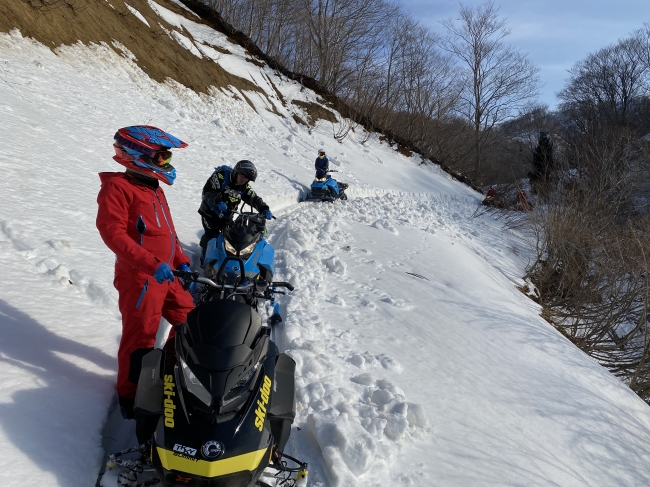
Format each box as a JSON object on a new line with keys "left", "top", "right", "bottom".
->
{"left": 185, "top": 299, "right": 262, "bottom": 350}
{"left": 177, "top": 300, "right": 270, "bottom": 408}
{"left": 224, "top": 215, "right": 264, "bottom": 243}
{"left": 222, "top": 214, "right": 265, "bottom": 258}
{"left": 224, "top": 226, "right": 261, "bottom": 249}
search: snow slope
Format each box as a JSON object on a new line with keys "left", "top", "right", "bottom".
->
{"left": 1, "top": 3, "right": 650, "bottom": 486}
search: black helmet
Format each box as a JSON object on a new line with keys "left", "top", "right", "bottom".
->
{"left": 232, "top": 160, "right": 257, "bottom": 183}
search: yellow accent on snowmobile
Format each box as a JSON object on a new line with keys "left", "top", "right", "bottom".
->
{"left": 296, "top": 468, "right": 309, "bottom": 487}
{"left": 156, "top": 446, "right": 268, "bottom": 477}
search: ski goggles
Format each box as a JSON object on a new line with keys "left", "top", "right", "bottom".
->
{"left": 153, "top": 150, "right": 173, "bottom": 168}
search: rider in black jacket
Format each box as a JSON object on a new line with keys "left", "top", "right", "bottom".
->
{"left": 198, "top": 160, "right": 271, "bottom": 262}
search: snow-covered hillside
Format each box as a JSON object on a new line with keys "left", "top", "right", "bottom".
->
{"left": 2, "top": 2, "right": 650, "bottom": 487}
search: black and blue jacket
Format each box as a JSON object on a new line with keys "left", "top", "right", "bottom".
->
{"left": 198, "top": 166, "right": 269, "bottom": 232}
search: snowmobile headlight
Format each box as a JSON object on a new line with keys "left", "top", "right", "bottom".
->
{"left": 222, "top": 362, "right": 259, "bottom": 407}
{"left": 224, "top": 239, "right": 237, "bottom": 256}
{"left": 179, "top": 356, "right": 212, "bottom": 407}
{"left": 238, "top": 241, "right": 257, "bottom": 259}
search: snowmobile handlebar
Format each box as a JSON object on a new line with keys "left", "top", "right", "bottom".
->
{"left": 270, "top": 281, "right": 294, "bottom": 291}
{"left": 172, "top": 270, "right": 223, "bottom": 288}
{"left": 232, "top": 208, "right": 276, "bottom": 220}
{"left": 173, "top": 269, "right": 244, "bottom": 290}
{"left": 172, "top": 270, "right": 293, "bottom": 294}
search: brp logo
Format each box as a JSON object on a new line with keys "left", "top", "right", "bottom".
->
{"left": 202, "top": 440, "right": 224, "bottom": 459}
{"left": 172, "top": 443, "right": 197, "bottom": 457}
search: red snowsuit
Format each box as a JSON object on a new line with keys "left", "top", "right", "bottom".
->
{"left": 96, "top": 172, "right": 194, "bottom": 400}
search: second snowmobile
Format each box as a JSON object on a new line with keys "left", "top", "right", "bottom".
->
{"left": 304, "top": 171, "right": 348, "bottom": 202}
{"left": 201, "top": 211, "right": 275, "bottom": 307}
{"left": 199, "top": 210, "right": 284, "bottom": 325}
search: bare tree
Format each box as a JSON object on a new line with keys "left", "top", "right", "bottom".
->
{"left": 440, "top": 1, "right": 539, "bottom": 182}
{"left": 203, "top": 0, "right": 466, "bottom": 175}
{"left": 631, "top": 24, "right": 650, "bottom": 83}
{"left": 298, "top": 0, "right": 397, "bottom": 93}
{"left": 558, "top": 36, "right": 649, "bottom": 130}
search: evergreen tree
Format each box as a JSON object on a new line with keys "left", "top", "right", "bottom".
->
{"left": 529, "top": 131, "right": 554, "bottom": 193}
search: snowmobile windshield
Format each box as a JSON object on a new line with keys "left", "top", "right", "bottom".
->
{"left": 223, "top": 214, "right": 265, "bottom": 258}
{"left": 176, "top": 300, "right": 269, "bottom": 415}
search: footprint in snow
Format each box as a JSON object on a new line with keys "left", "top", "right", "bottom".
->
{"left": 380, "top": 296, "right": 412, "bottom": 310}
{"left": 47, "top": 239, "right": 73, "bottom": 250}
{"left": 359, "top": 300, "right": 377, "bottom": 310}
{"left": 323, "top": 256, "right": 346, "bottom": 275}
{"left": 377, "top": 353, "right": 402, "bottom": 372}
{"left": 351, "top": 373, "right": 375, "bottom": 386}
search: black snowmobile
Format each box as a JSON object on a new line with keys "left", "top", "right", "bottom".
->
{"left": 105, "top": 273, "right": 306, "bottom": 487}
{"left": 304, "top": 171, "right": 348, "bottom": 202}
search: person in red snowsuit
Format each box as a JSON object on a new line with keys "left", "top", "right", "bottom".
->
{"left": 96, "top": 126, "right": 194, "bottom": 420}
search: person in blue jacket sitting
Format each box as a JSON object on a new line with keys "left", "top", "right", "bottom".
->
{"left": 314, "top": 149, "right": 339, "bottom": 196}
{"left": 315, "top": 148, "right": 329, "bottom": 178}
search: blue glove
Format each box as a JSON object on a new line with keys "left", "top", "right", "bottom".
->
{"left": 177, "top": 263, "right": 197, "bottom": 293}
{"left": 263, "top": 210, "right": 273, "bottom": 220}
{"left": 153, "top": 263, "right": 174, "bottom": 284}
{"left": 215, "top": 201, "right": 228, "bottom": 214}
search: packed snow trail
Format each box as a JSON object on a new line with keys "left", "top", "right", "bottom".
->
{"left": 267, "top": 193, "right": 500, "bottom": 486}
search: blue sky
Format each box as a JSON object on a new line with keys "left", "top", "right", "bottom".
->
{"left": 398, "top": 0, "right": 650, "bottom": 110}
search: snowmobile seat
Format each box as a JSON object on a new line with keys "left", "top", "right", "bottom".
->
{"left": 268, "top": 353, "right": 296, "bottom": 453}
{"left": 134, "top": 348, "right": 164, "bottom": 415}
{"left": 133, "top": 348, "right": 166, "bottom": 444}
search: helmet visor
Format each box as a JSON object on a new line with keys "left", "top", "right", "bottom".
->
{"left": 153, "top": 150, "right": 173, "bottom": 169}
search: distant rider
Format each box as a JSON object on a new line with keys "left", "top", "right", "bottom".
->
{"left": 313, "top": 149, "right": 339, "bottom": 197}
{"left": 96, "top": 126, "right": 194, "bottom": 428}
{"left": 198, "top": 160, "right": 272, "bottom": 263}
{"left": 315, "top": 148, "right": 329, "bottom": 178}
